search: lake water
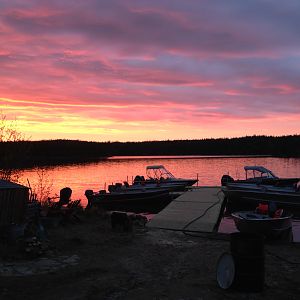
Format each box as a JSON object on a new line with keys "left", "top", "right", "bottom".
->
{"left": 19, "top": 155, "right": 300, "bottom": 204}
{"left": 18, "top": 155, "right": 300, "bottom": 241}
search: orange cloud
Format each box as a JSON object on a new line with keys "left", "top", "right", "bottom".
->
{"left": 1, "top": 1, "right": 300, "bottom": 141}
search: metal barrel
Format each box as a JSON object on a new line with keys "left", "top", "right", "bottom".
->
{"left": 230, "top": 232, "right": 265, "bottom": 292}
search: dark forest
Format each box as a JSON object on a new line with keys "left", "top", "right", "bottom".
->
{"left": 0, "top": 135, "right": 299, "bottom": 168}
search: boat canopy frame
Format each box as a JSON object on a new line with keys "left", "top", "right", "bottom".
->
{"left": 146, "top": 165, "right": 176, "bottom": 180}
{"left": 244, "top": 166, "right": 278, "bottom": 180}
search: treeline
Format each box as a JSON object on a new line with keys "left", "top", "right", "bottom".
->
{"left": 102, "top": 135, "right": 300, "bottom": 157}
{"left": 0, "top": 135, "right": 299, "bottom": 168}
{"left": 0, "top": 140, "right": 109, "bottom": 168}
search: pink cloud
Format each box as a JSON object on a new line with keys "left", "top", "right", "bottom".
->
{"left": 0, "top": 0, "right": 300, "bottom": 141}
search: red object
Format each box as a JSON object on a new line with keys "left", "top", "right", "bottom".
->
{"left": 273, "top": 209, "right": 283, "bottom": 218}
{"left": 256, "top": 203, "right": 268, "bottom": 214}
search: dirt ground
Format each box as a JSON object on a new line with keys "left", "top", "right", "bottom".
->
{"left": 1, "top": 210, "right": 300, "bottom": 300}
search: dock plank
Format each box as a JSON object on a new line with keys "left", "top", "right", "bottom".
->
{"left": 147, "top": 186, "right": 225, "bottom": 232}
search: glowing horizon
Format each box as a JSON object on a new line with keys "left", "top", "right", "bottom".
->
{"left": 1, "top": 1, "right": 300, "bottom": 142}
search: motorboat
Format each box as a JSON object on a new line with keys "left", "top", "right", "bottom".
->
{"left": 84, "top": 188, "right": 173, "bottom": 214}
{"left": 133, "top": 165, "right": 198, "bottom": 191}
{"left": 231, "top": 209, "right": 293, "bottom": 240}
{"left": 221, "top": 166, "right": 300, "bottom": 213}
{"left": 108, "top": 181, "right": 185, "bottom": 193}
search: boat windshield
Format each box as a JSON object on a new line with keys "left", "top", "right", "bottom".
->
{"left": 244, "top": 166, "right": 277, "bottom": 180}
{"left": 146, "top": 165, "right": 175, "bottom": 180}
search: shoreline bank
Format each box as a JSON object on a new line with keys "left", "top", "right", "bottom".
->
{"left": 1, "top": 212, "right": 299, "bottom": 299}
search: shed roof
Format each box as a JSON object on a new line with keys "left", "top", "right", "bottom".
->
{"left": 0, "top": 179, "right": 29, "bottom": 190}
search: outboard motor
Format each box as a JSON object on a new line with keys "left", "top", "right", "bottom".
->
{"left": 84, "top": 190, "right": 94, "bottom": 209}
{"left": 108, "top": 185, "right": 116, "bottom": 192}
{"left": 221, "top": 175, "right": 234, "bottom": 186}
{"left": 133, "top": 175, "right": 142, "bottom": 184}
{"left": 84, "top": 189, "right": 94, "bottom": 197}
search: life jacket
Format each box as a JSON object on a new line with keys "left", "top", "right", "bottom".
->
{"left": 256, "top": 203, "right": 268, "bottom": 214}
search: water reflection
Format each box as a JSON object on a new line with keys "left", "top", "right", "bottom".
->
{"left": 16, "top": 156, "right": 300, "bottom": 242}
{"left": 19, "top": 156, "right": 300, "bottom": 208}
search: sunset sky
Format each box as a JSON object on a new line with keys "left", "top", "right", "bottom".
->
{"left": 1, "top": 0, "right": 300, "bottom": 142}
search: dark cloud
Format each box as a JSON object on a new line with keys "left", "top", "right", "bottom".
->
{"left": 3, "top": 0, "right": 300, "bottom": 56}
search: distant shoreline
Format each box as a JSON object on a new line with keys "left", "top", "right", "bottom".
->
{"left": 1, "top": 135, "right": 299, "bottom": 169}
{"left": 108, "top": 154, "right": 273, "bottom": 160}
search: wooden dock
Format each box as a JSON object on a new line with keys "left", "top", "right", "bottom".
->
{"left": 147, "top": 186, "right": 225, "bottom": 232}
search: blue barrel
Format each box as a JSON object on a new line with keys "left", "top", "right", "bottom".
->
{"left": 230, "top": 232, "right": 265, "bottom": 292}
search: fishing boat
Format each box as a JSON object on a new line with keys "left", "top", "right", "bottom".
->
{"left": 133, "top": 165, "right": 198, "bottom": 191}
{"left": 108, "top": 180, "right": 186, "bottom": 193}
{"left": 231, "top": 209, "right": 293, "bottom": 240}
{"left": 221, "top": 166, "right": 300, "bottom": 213}
{"left": 84, "top": 188, "right": 173, "bottom": 214}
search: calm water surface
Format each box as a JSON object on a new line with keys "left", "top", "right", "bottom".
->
{"left": 19, "top": 156, "right": 300, "bottom": 206}
{"left": 18, "top": 155, "right": 300, "bottom": 241}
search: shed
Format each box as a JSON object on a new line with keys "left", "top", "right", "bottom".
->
{"left": 0, "top": 180, "right": 29, "bottom": 226}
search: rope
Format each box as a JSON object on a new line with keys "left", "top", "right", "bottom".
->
{"left": 182, "top": 190, "right": 224, "bottom": 232}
